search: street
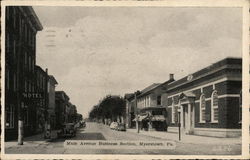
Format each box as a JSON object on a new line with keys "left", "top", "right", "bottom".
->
{"left": 5, "top": 122, "right": 241, "bottom": 155}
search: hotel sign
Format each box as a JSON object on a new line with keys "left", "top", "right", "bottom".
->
{"left": 22, "top": 92, "right": 45, "bottom": 100}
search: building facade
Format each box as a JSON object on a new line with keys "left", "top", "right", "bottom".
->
{"left": 55, "top": 91, "right": 70, "bottom": 128}
{"left": 124, "top": 93, "right": 135, "bottom": 128}
{"left": 166, "top": 58, "right": 242, "bottom": 137}
{"left": 5, "top": 6, "right": 43, "bottom": 140}
{"left": 125, "top": 75, "right": 174, "bottom": 131}
{"left": 35, "top": 65, "right": 48, "bottom": 133}
{"left": 47, "top": 75, "right": 58, "bottom": 129}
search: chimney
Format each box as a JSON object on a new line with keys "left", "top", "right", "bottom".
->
{"left": 169, "top": 73, "right": 174, "bottom": 80}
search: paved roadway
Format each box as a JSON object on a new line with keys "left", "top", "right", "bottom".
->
{"left": 5, "top": 122, "right": 241, "bottom": 155}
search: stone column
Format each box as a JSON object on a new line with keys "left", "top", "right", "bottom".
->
{"left": 187, "top": 103, "right": 191, "bottom": 134}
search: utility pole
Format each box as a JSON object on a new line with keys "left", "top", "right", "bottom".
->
{"left": 134, "top": 91, "right": 140, "bottom": 133}
{"left": 17, "top": 102, "right": 24, "bottom": 145}
{"left": 178, "top": 111, "right": 181, "bottom": 141}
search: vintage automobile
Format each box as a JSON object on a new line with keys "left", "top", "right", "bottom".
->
{"left": 57, "top": 123, "right": 76, "bottom": 138}
{"left": 109, "top": 122, "right": 118, "bottom": 130}
{"left": 80, "top": 121, "right": 86, "bottom": 128}
{"left": 117, "top": 123, "right": 126, "bottom": 131}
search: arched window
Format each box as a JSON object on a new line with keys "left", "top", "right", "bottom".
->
{"left": 200, "top": 94, "right": 206, "bottom": 123}
{"left": 211, "top": 90, "right": 219, "bottom": 123}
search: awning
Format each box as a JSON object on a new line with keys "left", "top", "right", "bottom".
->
{"left": 139, "top": 115, "right": 148, "bottom": 121}
{"left": 151, "top": 115, "right": 166, "bottom": 121}
{"left": 132, "top": 114, "right": 149, "bottom": 121}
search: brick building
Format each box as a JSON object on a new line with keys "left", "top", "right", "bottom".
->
{"left": 5, "top": 6, "right": 43, "bottom": 140}
{"left": 166, "top": 57, "right": 242, "bottom": 137}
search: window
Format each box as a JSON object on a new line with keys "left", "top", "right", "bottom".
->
{"left": 13, "top": 39, "right": 16, "bottom": 61}
{"left": 200, "top": 94, "right": 206, "bottom": 123}
{"left": 239, "top": 91, "right": 242, "bottom": 123}
{"left": 24, "top": 52, "right": 27, "bottom": 66}
{"left": 211, "top": 90, "right": 219, "bottom": 123}
{"left": 6, "top": 33, "right": 10, "bottom": 52}
{"left": 157, "top": 95, "right": 161, "bottom": 105}
{"left": 13, "top": 73, "right": 17, "bottom": 92}
{"left": 28, "top": 56, "right": 31, "bottom": 71}
{"left": 147, "top": 96, "right": 150, "bottom": 107}
{"left": 24, "top": 79, "right": 27, "bottom": 92}
{"left": 29, "top": 81, "right": 31, "bottom": 92}
{"left": 13, "top": 8, "right": 16, "bottom": 29}
{"left": 5, "top": 105, "right": 14, "bottom": 128}
{"left": 6, "top": 69, "right": 10, "bottom": 90}
{"left": 6, "top": 7, "right": 9, "bottom": 21}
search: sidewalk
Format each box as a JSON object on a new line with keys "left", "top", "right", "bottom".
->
{"left": 126, "top": 129, "right": 241, "bottom": 145}
{"left": 5, "top": 130, "right": 59, "bottom": 149}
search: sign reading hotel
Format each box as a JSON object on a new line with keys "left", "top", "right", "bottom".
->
{"left": 22, "top": 92, "right": 45, "bottom": 100}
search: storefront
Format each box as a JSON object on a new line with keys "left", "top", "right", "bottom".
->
{"left": 134, "top": 107, "right": 168, "bottom": 131}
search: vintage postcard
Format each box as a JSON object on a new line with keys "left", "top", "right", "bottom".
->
{"left": 1, "top": 0, "right": 249, "bottom": 159}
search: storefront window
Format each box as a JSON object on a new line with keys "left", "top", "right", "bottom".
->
{"left": 5, "top": 105, "right": 14, "bottom": 128}
{"left": 200, "top": 94, "right": 206, "bottom": 123}
{"left": 211, "top": 90, "right": 219, "bottom": 123}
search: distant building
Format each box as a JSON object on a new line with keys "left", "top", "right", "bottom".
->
{"left": 69, "top": 104, "right": 77, "bottom": 123}
{"left": 55, "top": 91, "right": 69, "bottom": 128}
{"left": 124, "top": 93, "right": 135, "bottom": 128}
{"left": 5, "top": 6, "right": 43, "bottom": 140}
{"left": 127, "top": 75, "right": 174, "bottom": 131}
{"left": 166, "top": 57, "right": 241, "bottom": 137}
{"left": 35, "top": 65, "right": 48, "bottom": 133}
{"left": 47, "top": 75, "right": 58, "bottom": 129}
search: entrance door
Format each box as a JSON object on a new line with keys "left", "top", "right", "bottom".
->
{"left": 182, "top": 104, "right": 188, "bottom": 133}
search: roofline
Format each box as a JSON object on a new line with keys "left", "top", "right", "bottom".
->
{"left": 26, "top": 7, "right": 43, "bottom": 31}
{"left": 167, "top": 57, "right": 241, "bottom": 90}
{"left": 49, "top": 75, "right": 58, "bottom": 85}
{"left": 137, "top": 83, "right": 162, "bottom": 98}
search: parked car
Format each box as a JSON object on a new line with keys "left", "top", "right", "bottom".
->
{"left": 80, "top": 121, "right": 86, "bottom": 128}
{"left": 117, "top": 123, "right": 126, "bottom": 131}
{"left": 110, "top": 122, "right": 118, "bottom": 130}
{"left": 57, "top": 123, "right": 76, "bottom": 138}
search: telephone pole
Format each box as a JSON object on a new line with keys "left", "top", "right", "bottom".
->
{"left": 134, "top": 91, "right": 140, "bottom": 133}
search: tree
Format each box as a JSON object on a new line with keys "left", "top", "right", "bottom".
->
{"left": 88, "top": 95, "right": 126, "bottom": 123}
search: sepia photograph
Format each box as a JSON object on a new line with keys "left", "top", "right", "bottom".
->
{"left": 1, "top": 0, "right": 249, "bottom": 159}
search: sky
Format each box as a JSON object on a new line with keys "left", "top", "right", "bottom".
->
{"left": 33, "top": 6, "right": 242, "bottom": 118}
